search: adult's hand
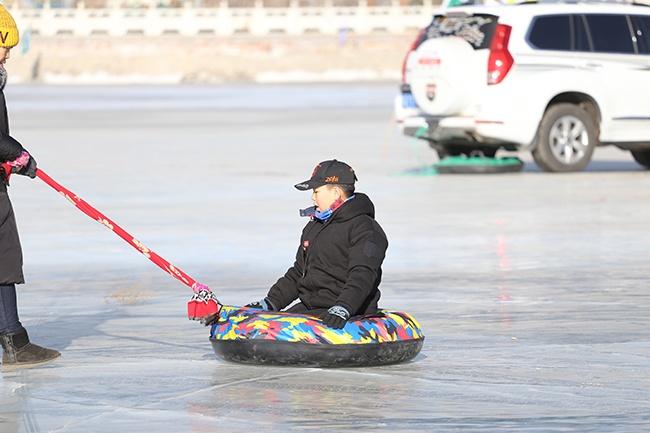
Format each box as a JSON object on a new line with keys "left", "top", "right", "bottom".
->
{"left": 8, "top": 151, "right": 37, "bottom": 178}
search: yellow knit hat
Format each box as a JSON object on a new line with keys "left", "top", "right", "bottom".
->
{"left": 0, "top": 4, "right": 19, "bottom": 49}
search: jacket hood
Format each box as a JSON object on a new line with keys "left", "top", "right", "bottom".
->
{"left": 332, "top": 192, "right": 375, "bottom": 222}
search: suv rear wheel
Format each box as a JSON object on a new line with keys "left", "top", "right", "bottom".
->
{"left": 631, "top": 149, "right": 650, "bottom": 169}
{"left": 532, "top": 103, "right": 597, "bottom": 172}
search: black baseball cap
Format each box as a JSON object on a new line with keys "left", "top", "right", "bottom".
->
{"left": 294, "top": 159, "right": 357, "bottom": 191}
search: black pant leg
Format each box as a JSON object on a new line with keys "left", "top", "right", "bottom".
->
{"left": 0, "top": 284, "right": 22, "bottom": 334}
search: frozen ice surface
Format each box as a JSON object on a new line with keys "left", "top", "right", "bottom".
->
{"left": 1, "top": 83, "right": 650, "bottom": 432}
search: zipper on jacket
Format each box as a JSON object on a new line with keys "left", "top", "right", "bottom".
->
{"left": 301, "top": 220, "right": 330, "bottom": 279}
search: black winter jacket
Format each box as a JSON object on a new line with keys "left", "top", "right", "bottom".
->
{"left": 0, "top": 91, "right": 23, "bottom": 181}
{"left": 267, "top": 193, "right": 388, "bottom": 316}
{"left": 0, "top": 89, "right": 26, "bottom": 285}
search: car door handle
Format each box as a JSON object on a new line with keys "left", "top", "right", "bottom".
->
{"left": 585, "top": 63, "right": 603, "bottom": 68}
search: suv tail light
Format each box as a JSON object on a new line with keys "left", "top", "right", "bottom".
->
{"left": 401, "top": 28, "right": 426, "bottom": 84}
{"left": 487, "top": 24, "right": 513, "bottom": 85}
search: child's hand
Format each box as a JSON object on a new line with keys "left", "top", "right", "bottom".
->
{"left": 321, "top": 305, "right": 350, "bottom": 329}
{"left": 245, "top": 297, "right": 276, "bottom": 311}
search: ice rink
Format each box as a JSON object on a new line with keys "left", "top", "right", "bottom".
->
{"left": 1, "top": 84, "right": 650, "bottom": 432}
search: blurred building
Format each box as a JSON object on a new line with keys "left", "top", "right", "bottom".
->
{"left": 5, "top": 0, "right": 436, "bottom": 6}
{"left": 3, "top": 0, "right": 441, "bottom": 36}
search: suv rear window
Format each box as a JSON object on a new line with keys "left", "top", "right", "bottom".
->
{"left": 529, "top": 15, "right": 571, "bottom": 51}
{"left": 424, "top": 14, "right": 498, "bottom": 50}
{"left": 584, "top": 14, "right": 635, "bottom": 54}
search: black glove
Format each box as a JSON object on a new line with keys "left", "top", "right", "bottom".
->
{"left": 13, "top": 155, "right": 37, "bottom": 179}
{"left": 245, "top": 297, "right": 276, "bottom": 311}
{"left": 321, "top": 305, "right": 350, "bottom": 329}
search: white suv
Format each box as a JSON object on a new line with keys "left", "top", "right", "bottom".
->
{"left": 396, "top": 1, "right": 650, "bottom": 172}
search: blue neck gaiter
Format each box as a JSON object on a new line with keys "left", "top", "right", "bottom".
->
{"left": 314, "top": 195, "right": 355, "bottom": 222}
{"left": 314, "top": 207, "right": 334, "bottom": 222}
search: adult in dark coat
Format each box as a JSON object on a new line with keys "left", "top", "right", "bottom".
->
{"left": 0, "top": 5, "right": 60, "bottom": 368}
{"left": 248, "top": 160, "right": 389, "bottom": 329}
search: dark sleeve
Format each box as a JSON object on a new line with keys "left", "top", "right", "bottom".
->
{"left": 336, "top": 220, "right": 388, "bottom": 314}
{"left": 0, "top": 133, "right": 23, "bottom": 163}
{"left": 266, "top": 244, "right": 304, "bottom": 310}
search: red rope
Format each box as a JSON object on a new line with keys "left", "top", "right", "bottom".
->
{"left": 36, "top": 169, "right": 200, "bottom": 289}
{"left": 35, "top": 169, "right": 221, "bottom": 321}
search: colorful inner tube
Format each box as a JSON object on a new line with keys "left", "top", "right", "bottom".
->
{"left": 209, "top": 306, "right": 425, "bottom": 367}
{"left": 434, "top": 156, "right": 524, "bottom": 174}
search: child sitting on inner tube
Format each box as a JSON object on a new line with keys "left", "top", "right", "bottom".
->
{"left": 246, "top": 159, "right": 388, "bottom": 329}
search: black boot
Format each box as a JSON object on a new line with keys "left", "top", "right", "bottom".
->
{"left": 1, "top": 328, "right": 60, "bottom": 368}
